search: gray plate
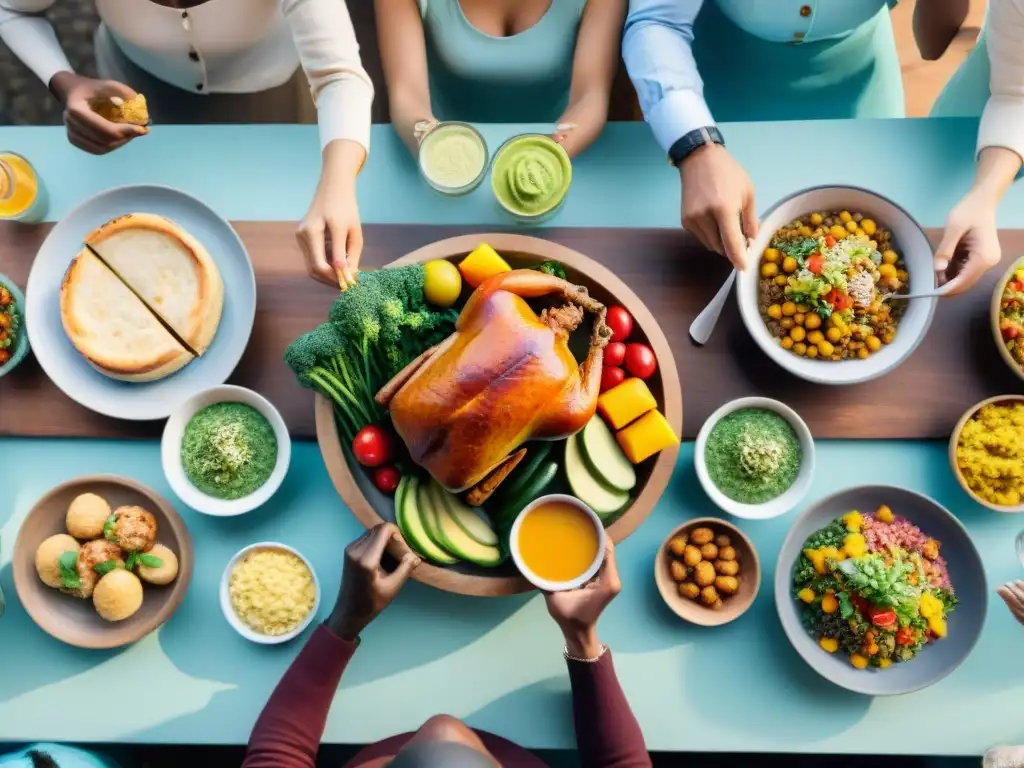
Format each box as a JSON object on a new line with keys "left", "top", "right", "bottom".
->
{"left": 775, "top": 484, "right": 987, "bottom": 696}
{"left": 24, "top": 185, "right": 256, "bottom": 421}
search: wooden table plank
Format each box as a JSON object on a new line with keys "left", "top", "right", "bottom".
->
{"left": 1, "top": 221, "right": 1021, "bottom": 441}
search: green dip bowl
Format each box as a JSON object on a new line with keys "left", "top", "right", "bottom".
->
{"left": 490, "top": 134, "right": 572, "bottom": 225}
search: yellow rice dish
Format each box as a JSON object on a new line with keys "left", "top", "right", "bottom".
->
{"left": 955, "top": 401, "right": 1024, "bottom": 507}
{"left": 229, "top": 548, "right": 317, "bottom": 636}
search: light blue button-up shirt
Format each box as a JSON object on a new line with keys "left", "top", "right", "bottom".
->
{"left": 622, "top": 0, "right": 899, "bottom": 153}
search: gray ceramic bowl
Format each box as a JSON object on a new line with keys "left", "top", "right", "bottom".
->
{"left": 0, "top": 273, "right": 29, "bottom": 378}
{"left": 775, "top": 485, "right": 987, "bottom": 696}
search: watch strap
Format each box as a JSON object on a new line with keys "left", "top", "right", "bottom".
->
{"left": 668, "top": 126, "right": 725, "bottom": 168}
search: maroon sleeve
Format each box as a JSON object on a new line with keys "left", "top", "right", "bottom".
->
{"left": 567, "top": 651, "right": 651, "bottom": 768}
{"left": 243, "top": 624, "right": 358, "bottom": 768}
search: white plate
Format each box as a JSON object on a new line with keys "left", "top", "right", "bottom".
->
{"left": 25, "top": 185, "right": 256, "bottom": 420}
{"left": 162, "top": 385, "right": 291, "bottom": 516}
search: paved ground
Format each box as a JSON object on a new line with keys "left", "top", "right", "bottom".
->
{"left": 0, "top": 0, "right": 985, "bottom": 127}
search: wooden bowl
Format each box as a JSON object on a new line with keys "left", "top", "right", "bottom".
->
{"left": 654, "top": 517, "right": 760, "bottom": 627}
{"left": 990, "top": 256, "right": 1024, "bottom": 384}
{"left": 949, "top": 395, "right": 1024, "bottom": 513}
{"left": 316, "top": 233, "right": 683, "bottom": 597}
{"left": 12, "top": 475, "right": 193, "bottom": 648}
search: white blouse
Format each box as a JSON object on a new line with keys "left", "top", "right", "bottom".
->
{"left": 979, "top": 0, "right": 1024, "bottom": 163}
{"left": 0, "top": 0, "right": 374, "bottom": 153}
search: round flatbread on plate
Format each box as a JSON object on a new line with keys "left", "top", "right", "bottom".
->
{"left": 26, "top": 185, "right": 255, "bottom": 420}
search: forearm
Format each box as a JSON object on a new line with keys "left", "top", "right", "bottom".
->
{"left": 321, "top": 138, "right": 367, "bottom": 187}
{"left": 557, "top": 91, "right": 610, "bottom": 158}
{"left": 0, "top": 3, "right": 73, "bottom": 92}
{"left": 243, "top": 624, "right": 357, "bottom": 768}
{"left": 966, "top": 147, "right": 1022, "bottom": 205}
{"left": 566, "top": 644, "right": 651, "bottom": 768}
{"left": 913, "top": 0, "right": 969, "bottom": 60}
{"left": 389, "top": 91, "right": 435, "bottom": 156}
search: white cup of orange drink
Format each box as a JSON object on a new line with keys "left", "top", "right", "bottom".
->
{"left": 0, "top": 152, "right": 47, "bottom": 223}
{"left": 510, "top": 494, "right": 606, "bottom": 592}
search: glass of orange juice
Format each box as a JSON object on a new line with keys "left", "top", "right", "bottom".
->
{"left": 0, "top": 152, "right": 48, "bottom": 223}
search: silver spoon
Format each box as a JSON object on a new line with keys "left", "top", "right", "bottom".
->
{"left": 880, "top": 283, "right": 955, "bottom": 302}
{"left": 689, "top": 270, "right": 736, "bottom": 345}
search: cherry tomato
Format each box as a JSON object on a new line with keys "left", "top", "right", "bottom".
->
{"left": 896, "top": 626, "right": 915, "bottom": 646}
{"left": 825, "top": 235, "right": 837, "bottom": 248}
{"left": 606, "top": 306, "right": 633, "bottom": 342}
{"left": 352, "top": 425, "right": 393, "bottom": 467}
{"left": 807, "top": 253, "right": 825, "bottom": 275}
{"left": 600, "top": 366, "right": 626, "bottom": 392}
{"left": 372, "top": 465, "right": 401, "bottom": 495}
{"left": 869, "top": 609, "right": 897, "bottom": 629}
{"left": 604, "top": 341, "right": 626, "bottom": 367}
{"left": 623, "top": 343, "right": 657, "bottom": 379}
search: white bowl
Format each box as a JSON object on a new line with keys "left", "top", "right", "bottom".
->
{"left": 509, "top": 494, "right": 606, "bottom": 592}
{"left": 220, "top": 542, "right": 321, "bottom": 645}
{"left": 161, "top": 384, "right": 291, "bottom": 516}
{"left": 736, "top": 185, "right": 937, "bottom": 385}
{"left": 694, "top": 397, "right": 815, "bottom": 520}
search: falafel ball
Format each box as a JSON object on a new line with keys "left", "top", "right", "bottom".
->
{"left": 93, "top": 569, "right": 144, "bottom": 622}
{"left": 66, "top": 493, "right": 112, "bottom": 540}
{"left": 63, "top": 539, "right": 123, "bottom": 599}
{"left": 135, "top": 543, "right": 179, "bottom": 586}
{"left": 108, "top": 505, "right": 157, "bottom": 553}
{"left": 34, "top": 534, "right": 80, "bottom": 589}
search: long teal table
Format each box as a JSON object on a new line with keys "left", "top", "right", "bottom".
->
{"left": 1, "top": 121, "right": 1023, "bottom": 756}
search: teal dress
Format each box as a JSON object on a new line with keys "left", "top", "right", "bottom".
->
{"left": 0, "top": 745, "right": 119, "bottom": 768}
{"left": 931, "top": 23, "right": 990, "bottom": 118}
{"left": 693, "top": 0, "right": 906, "bottom": 121}
{"left": 419, "top": 0, "right": 587, "bottom": 122}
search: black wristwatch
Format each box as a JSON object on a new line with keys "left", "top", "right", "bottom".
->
{"left": 668, "top": 126, "right": 725, "bottom": 168}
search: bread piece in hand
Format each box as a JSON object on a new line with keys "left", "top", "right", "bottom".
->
{"left": 94, "top": 94, "right": 150, "bottom": 128}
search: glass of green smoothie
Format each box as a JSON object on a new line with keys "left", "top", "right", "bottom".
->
{"left": 490, "top": 134, "right": 572, "bottom": 224}
{"left": 417, "top": 121, "right": 489, "bottom": 196}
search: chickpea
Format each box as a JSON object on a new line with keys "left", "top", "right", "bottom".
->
{"left": 794, "top": 313, "right": 806, "bottom": 327}
{"left": 881, "top": 331, "right": 896, "bottom": 345}
{"left": 861, "top": 219, "right": 877, "bottom": 236}
{"left": 767, "top": 304, "right": 783, "bottom": 320}
{"left": 866, "top": 335, "right": 882, "bottom": 352}
{"left": 793, "top": 342, "right": 807, "bottom": 356}
{"left": 683, "top": 545, "right": 703, "bottom": 567}
{"left": 839, "top": 211, "right": 853, "bottom": 223}
{"left": 810, "top": 212, "right": 824, "bottom": 226}
{"left": 818, "top": 340, "right": 835, "bottom": 357}
{"left": 700, "top": 586, "right": 720, "bottom": 606}
{"left": 780, "top": 317, "right": 795, "bottom": 330}
{"left": 668, "top": 535, "right": 688, "bottom": 556}
{"left": 715, "top": 576, "right": 740, "bottom": 595}
{"left": 689, "top": 527, "right": 714, "bottom": 546}
{"left": 807, "top": 330, "right": 824, "bottom": 345}
{"left": 694, "top": 560, "right": 716, "bottom": 587}
{"left": 806, "top": 346, "right": 819, "bottom": 359}
{"left": 798, "top": 225, "right": 813, "bottom": 238}
{"left": 830, "top": 225, "right": 847, "bottom": 240}
{"left": 761, "top": 262, "right": 779, "bottom": 278}
{"left": 700, "top": 542, "right": 719, "bottom": 560}
{"left": 714, "top": 534, "right": 731, "bottom": 548}
{"left": 715, "top": 559, "right": 740, "bottom": 576}
{"left": 804, "top": 313, "right": 822, "bottom": 330}
{"left": 896, "top": 269, "right": 909, "bottom": 282}
{"left": 780, "top": 337, "right": 794, "bottom": 350}
{"left": 857, "top": 348, "right": 870, "bottom": 360}
{"left": 763, "top": 247, "right": 780, "bottom": 263}
{"left": 790, "top": 326, "right": 806, "bottom": 343}
{"left": 781, "top": 301, "right": 797, "bottom": 317}
{"left": 782, "top": 256, "right": 798, "bottom": 274}
{"left": 826, "top": 326, "right": 843, "bottom": 343}
{"left": 678, "top": 582, "right": 700, "bottom": 600}
{"left": 774, "top": 275, "right": 788, "bottom": 286}
{"left": 846, "top": 220, "right": 859, "bottom": 233}
{"left": 670, "top": 560, "right": 688, "bottom": 582}
{"left": 718, "top": 545, "right": 737, "bottom": 562}
{"left": 878, "top": 263, "right": 897, "bottom": 280}
{"left": 882, "top": 250, "right": 899, "bottom": 265}
{"left": 796, "top": 303, "right": 810, "bottom": 313}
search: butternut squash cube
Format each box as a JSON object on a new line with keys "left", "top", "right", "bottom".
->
{"left": 458, "top": 243, "right": 511, "bottom": 288}
{"left": 843, "top": 511, "right": 863, "bottom": 533}
{"left": 849, "top": 653, "right": 869, "bottom": 670}
{"left": 797, "top": 588, "right": 816, "bottom": 604}
{"left": 818, "top": 637, "right": 839, "bottom": 653}
{"left": 615, "top": 409, "right": 679, "bottom": 464}
{"left": 598, "top": 378, "right": 657, "bottom": 430}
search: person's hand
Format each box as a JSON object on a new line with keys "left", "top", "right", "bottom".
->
{"left": 680, "top": 143, "right": 758, "bottom": 271}
{"left": 49, "top": 72, "right": 146, "bottom": 155}
{"left": 934, "top": 187, "right": 1002, "bottom": 296}
{"left": 326, "top": 523, "right": 421, "bottom": 640}
{"left": 544, "top": 539, "right": 621, "bottom": 659}
{"left": 297, "top": 139, "right": 366, "bottom": 290}
{"left": 997, "top": 580, "right": 1024, "bottom": 625}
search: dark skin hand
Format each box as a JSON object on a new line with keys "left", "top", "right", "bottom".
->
{"left": 326, "top": 523, "right": 421, "bottom": 640}
{"left": 544, "top": 539, "right": 621, "bottom": 659}
{"left": 49, "top": 72, "right": 147, "bottom": 155}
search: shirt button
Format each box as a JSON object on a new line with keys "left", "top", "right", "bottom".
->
{"left": 188, "top": 49, "right": 199, "bottom": 62}
{"left": 800, "top": 4, "right": 812, "bottom": 16}
{"left": 196, "top": 83, "right": 204, "bottom": 91}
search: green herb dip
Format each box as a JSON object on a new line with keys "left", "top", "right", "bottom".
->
{"left": 181, "top": 402, "right": 277, "bottom": 500}
{"left": 490, "top": 134, "right": 571, "bottom": 217}
{"left": 705, "top": 408, "right": 801, "bottom": 504}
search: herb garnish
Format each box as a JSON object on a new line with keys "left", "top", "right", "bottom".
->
{"left": 773, "top": 236, "right": 818, "bottom": 267}
{"left": 58, "top": 550, "right": 81, "bottom": 590}
{"left": 93, "top": 560, "right": 119, "bottom": 576}
{"left": 535, "top": 261, "right": 567, "bottom": 280}
{"left": 124, "top": 552, "right": 162, "bottom": 570}
{"left": 103, "top": 513, "right": 117, "bottom": 542}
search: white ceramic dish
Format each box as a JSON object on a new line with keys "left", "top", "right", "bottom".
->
{"left": 220, "top": 542, "right": 321, "bottom": 645}
{"left": 694, "top": 397, "right": 815, "bottom": 520}
{"left": 736, "top": 186, "right": 936, "bottom": 385}
{"left": 24, "top": 184, "right": 256, "bottom": 420}
{"left": 509, "top": 494, "right": 606, "bottom": 592}
{"left": 161, "top": 384, "right": 291, "bottom": 516}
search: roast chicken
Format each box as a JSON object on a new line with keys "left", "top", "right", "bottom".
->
{"left": 376, "top": 269, "right": 610, "bottom": 504}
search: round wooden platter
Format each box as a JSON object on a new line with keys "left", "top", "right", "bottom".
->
{"left": 316, "top": 233, "right": 683, "bottom": 596}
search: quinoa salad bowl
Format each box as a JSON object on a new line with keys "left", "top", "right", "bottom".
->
{"left": 775, "top": 485, "right": 986, "bottom": 696}
{"left": 737, "top": 186, "right": 938, "bottom": 386}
